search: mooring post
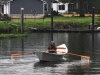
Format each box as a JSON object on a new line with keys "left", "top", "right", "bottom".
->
{"left": 92, "top": 7, "right": 95, "bottom": 59}
{"left": 21, "top": 8, "right": 24, "bottom": 34}
{"left": 92, "top": 7, "right": 94, "bottom": 31}
{"left": 51, "top": 0, "right": 53, "bottom": 41}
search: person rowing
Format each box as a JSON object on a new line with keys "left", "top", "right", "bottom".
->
{"left": 48, "top": 41, "right": 56, "bottom": 53}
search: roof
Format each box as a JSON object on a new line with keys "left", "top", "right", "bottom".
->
{"left": 3, "top": 0, "right": 43, "bottom": 3}
{"left": 53, "top": 1, "right": 59, "bottom": 3}
{"left": 3, "top": 0, "right": 10, "bottom": 2}
{"left": 3, "top": 0, "right": 12, "bottom": 4}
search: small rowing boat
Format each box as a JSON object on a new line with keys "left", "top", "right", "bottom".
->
{"left": 35, "top": 44, "right": 68, "bottom": 62}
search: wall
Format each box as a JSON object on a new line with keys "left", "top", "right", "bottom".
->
{"left": 53, "top": 2, "right": 68, "bottom": 14}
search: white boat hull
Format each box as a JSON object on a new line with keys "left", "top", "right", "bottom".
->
{"left": 35, "top": 44, "right": 68, "bottom": 62}
{"left": 35, "top": 52, "right": 65, "bottom": 62}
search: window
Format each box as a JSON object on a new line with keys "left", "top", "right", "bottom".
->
{"left": 68, "top": 4, "right": 76, "bottom": 11}
{"left": 58, "top": 5, "right": 65, "bottom": 10}
{"left": 44, "top": 3, "right": 48, "bottom": 11}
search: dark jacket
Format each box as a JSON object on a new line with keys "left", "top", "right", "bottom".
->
{"left": 48, "top": 43, "right": 56, "bottom": 50}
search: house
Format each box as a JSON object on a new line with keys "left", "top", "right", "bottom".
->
{"left": 53, "top": 0, "right": 78, "bottom": 14}
{"left": 53, "top": 1, "right": 68, "bottom": 14}
{"left": 2, "top": 0, "right": 51, "bottom": 18}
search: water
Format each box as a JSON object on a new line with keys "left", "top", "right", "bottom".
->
{"left": 0, "top": 32, "right": 100, "bottom": 75}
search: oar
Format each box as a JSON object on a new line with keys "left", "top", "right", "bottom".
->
{"left": 56, "top": 44, "right": 90, "bottom": 59}
{"left": 11, "top": 51, "right": 90, "bottom": 59}
{"left": 11, "top": 52, "right": 35, "bottom": 56}
{"left": 66, "top": 52, "right": 90, "bottom": 59}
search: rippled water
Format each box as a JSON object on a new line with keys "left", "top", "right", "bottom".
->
{"left": 0, "top": 54, "right": 91, "bottom": 75}
{"left": 0, "top": 33, "right": 100, "bottom": 75}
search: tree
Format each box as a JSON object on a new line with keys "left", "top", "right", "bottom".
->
{"left": 59, "top": 0, "right": 88, "bottom": 17}
{"left": 79, "top": 0, "right": 87, "bottom": 17}
{"left": 88, "top": 0, "right": 100, "bottom": 14}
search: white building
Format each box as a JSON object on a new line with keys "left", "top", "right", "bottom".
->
{"left": 53, "top": 1, "right": 69, "bottom": 14}
{"left": 53, "top": 0, "right": 78, "bottom": 14}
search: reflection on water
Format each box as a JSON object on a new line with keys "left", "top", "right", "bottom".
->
{"left": 0, "top": 32, "right": 100, "bottom": 75}
{"left": 33, "top": 58, "right": 90, "bottom": 75}
{"left": 0, "top": 56, "right": 90, "bottom": 75}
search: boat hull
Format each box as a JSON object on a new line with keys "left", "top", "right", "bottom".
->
{"left": 35, "top": 52, "right": 65, "bottom": 62}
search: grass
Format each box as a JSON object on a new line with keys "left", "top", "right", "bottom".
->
{"left": 11, "top": 16, "right": 96, "bottom": 20}
{"left": 53, "top": 16, "right": 99, "bottom": 23}
{"left": 0, "top": 16, "right": 100, "bottom": 39}
{"left": 9, "top": 16, "right": 100, "bottom": 27}
{"left": 0, "top": 33, "right": 27, "bottom": 39}
{"left": 10, "top": 16, "right": 100, "bottom": 24}
{"left": 0, "top": 16, "right": 100, "bottom": 30}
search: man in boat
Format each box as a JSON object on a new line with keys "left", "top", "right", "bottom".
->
{"left": 48, "top": 41, "right": 56, "bottom": 53}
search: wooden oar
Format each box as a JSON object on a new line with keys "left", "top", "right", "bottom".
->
{"left": 11, "top": 52, "right": 35, "bottom": 56}
{"left": 66, "top": 52, "right": 90, "bottom": 59}
{"left": 11, "top": 51, "right": 90, "bottom": 59}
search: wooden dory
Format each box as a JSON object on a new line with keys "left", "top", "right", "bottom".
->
{"left": 35, "top": 44, "right": 68, "bottom": 62}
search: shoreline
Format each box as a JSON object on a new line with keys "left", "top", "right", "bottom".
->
{"left": 28, "top": 29, "right": 100, "bottom": 33}
{"left": 0, "top": 34, "right": 27, "bottom": 39}
{"left": 0, "top": 29, "right": 99, "bottom": 39}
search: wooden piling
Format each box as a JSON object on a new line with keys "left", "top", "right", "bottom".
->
{"left": 21, "top": 8, "right": 24, "bottom": 34}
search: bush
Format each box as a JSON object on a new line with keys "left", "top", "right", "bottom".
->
{"left": 0, "top": 14, "right": 11, "bottom": 21}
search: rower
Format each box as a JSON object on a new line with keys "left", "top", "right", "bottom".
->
{"left": 48, "top": 41, "right": 56, "bottom": 53}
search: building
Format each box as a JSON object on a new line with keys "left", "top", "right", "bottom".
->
{"left": 53, "top": 1, "right": 68, "bottom": 14}
{"left": 53, "top": 0, "right": 78, "bottom": 14}
{"left": 2, "top": 0, "right": 51, "bottom": 18}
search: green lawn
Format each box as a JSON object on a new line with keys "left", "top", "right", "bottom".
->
{"left": 8, "top": 16, "right": 99, "bottom": 29}
{"left": 0, "top": 16, "right": 100, "bottom": 29}
{"left": 0, "top": 16, "right": 100, "bottom": 30}
{"left": 0, "top": 16, "right": 100, "bottom": 39}
{"left": 11, "top": 16, "right": 99, "bottom": 23}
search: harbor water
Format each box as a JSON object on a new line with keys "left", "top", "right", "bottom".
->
{"left": 0, "top": 32, "right": 100, "bottom": 75}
